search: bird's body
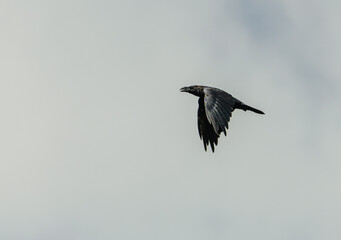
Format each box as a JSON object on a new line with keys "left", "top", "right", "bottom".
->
{"left": 180, "top": 85, "right": 264, "bottom": 152}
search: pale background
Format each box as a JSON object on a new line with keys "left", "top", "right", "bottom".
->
{"left": 1, "top": 0, "right": 341, "bottom": 239}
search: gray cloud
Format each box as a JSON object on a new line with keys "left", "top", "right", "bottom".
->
{"left": 1, "top": 0, "right": 340, "bottom": 239}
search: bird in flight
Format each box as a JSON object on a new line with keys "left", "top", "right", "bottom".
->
{"left": 180, "top": 85, "right": 264, "bottom": 152}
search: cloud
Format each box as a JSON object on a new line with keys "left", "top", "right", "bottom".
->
{"left": 0, "top": 0, "right": 340, "bottom": 239}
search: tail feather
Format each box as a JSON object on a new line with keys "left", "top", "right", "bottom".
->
{"left": 236, "top": 103, "right": 265, "bottom": 114}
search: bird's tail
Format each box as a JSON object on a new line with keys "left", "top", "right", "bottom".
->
{"left": 236, "top": 103, "right": 265, "bottom": 114}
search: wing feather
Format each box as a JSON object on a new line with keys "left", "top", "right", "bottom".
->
{"left": 203, "top": 88, "right": 237, "bottom": 135}
{"left": 197, "top": 97, "right": 219, "bottom": 152}
{"left": 196, "top": 88, "right": 240, "bottom": 152}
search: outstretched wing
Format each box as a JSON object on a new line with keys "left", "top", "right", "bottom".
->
{"left": 203, "top": 87, "right": 239, "bottom": 135}
{"left": 197, "top": 97, "right": 219, "bottom": 152}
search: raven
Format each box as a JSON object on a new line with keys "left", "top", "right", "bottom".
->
{"left": 180, "top": 85, "right": 264, "bottom": 152}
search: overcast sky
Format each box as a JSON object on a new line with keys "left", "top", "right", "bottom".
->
{"left": 1, "top": 0, "right": 341, "bottom": 239}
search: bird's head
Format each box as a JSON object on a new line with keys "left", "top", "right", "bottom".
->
{"left": 180, "top": 85, "right": 205, "bottom": 97}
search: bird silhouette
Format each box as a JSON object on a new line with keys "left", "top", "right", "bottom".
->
{"left": 180, "top": 85, "right": 264, "bottom": 152}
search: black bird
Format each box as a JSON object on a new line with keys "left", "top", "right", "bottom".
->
{"left": 180, "top": 85, "right": 264, "bottom": 152}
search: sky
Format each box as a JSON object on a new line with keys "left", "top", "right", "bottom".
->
{"left": 1, "top": 0, "right": 341, "bottom": 239}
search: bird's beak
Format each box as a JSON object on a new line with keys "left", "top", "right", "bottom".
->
{"left": 180, "top": 87, "right": 190, "bottom": 92}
